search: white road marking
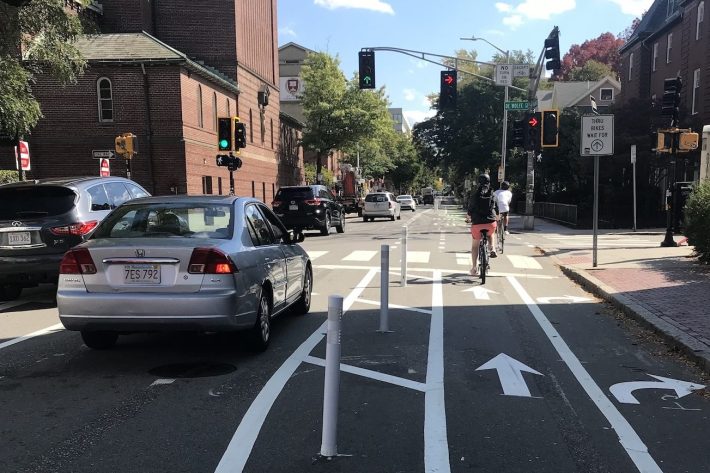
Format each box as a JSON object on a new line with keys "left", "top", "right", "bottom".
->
{"left": 536, "top": 295, "right": 592, "bottom": 304}
{"left": 307, "top": 250, "right": 328, "bottom": 260}
{"left": 355, "top": 298, "right": 433, "bottom": 315}
{"left": 214, "top": 268, "right": 378, "bottom": 473}
{"left": 0, "top": 323, "right": 64, "bottom": 351}
{"left": 303, "top": 356, "right": 427, "bottom": 392}
{"left": 313, "top": 264, "right": 558, "bottom": 279}
{"left": 407, "top": 251, "right": 431, "bottom": 264}
{"left": 462, "top": 287, "right": 499, "bottom": 301}
{"left": 506, "top": 255, "right": 543, "bottom": 270}
{"left": 507, "top": 276, "right": 663, "bottom": 473}
{"left": 150, "top": 378, "right": 176, "bottom": 387}
{"left": 343, "top": 250, "right": 378, "bottom": 262}
{"left": 475, "top": 353, "right": 543, "bottom": 397}
{"left": 609, "top": 375, "right": 704, "bottom": 405}
{"left": 426, "top": 270, "right": 450, "bottom": 473}
{"left": 455, "top": 253, "right": 470, "bottom": 266}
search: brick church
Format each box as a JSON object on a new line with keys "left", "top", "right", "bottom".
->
{"left": 0, "top": 0, "right": 304, "bottom": 199}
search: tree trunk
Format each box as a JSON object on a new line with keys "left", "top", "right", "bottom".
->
{"left": 316, "top": 151, "right": 323, "bottom": 183}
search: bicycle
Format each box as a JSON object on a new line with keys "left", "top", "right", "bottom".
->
{"left": 496, "top": 213, "right": 506, "bottom": 254}
{"left": 478, "top": 228, "right": 491, "bottom": 284}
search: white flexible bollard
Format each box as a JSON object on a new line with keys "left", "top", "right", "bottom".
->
{"left": 400, "top": 226, "right": 407, "bottom": 287}
{"left": 320, "top": 295, "right": 343, "bottom": 458}
{"left": 379, "top": 244, "right": 389, "bottom": 332}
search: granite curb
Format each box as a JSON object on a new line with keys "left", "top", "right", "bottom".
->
{"left": 537, "top": 247, "right": 710, "bottom": 374}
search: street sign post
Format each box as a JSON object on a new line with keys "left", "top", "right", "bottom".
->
{"left": 92, "top": 149, "right": 115, "bottom": 159}
{"left": 504, "top": 101, "right": 529, "bottom": 110}
{"left": 631, "top": 145, "right": 637, "bottom": 231}
{"left": 99, "top": 158, "right": 110, "bottom": 177}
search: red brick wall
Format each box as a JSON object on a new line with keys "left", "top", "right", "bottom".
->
{"left": 236, "top": 0, "right": 278, "bottom": 84}
{"left": 100, "top": 0, "right": 154, "bottom": 34}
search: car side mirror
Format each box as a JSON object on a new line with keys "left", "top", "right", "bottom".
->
{"left": 283, "top": 230, "right": 305, "bottom": 244}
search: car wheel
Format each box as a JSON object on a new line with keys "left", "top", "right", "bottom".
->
{"left": 249, "top": 290, "right": 271, "bottom": 351}
{"left": 335, "top": 214, "right": 345, "bottom": 233}
{"left": 412, "top": 208, "right": 416, "bottom": 212}
{"left": 362, "top": 216, "right": 368, "bottom": 222}
{"left": 397, "top": 212, "right": 401, "bottom": 220}
{"left": 320, "top": 213, "right": 331, "bottom": 235}
{"left": 293, "top": 266, "right": 312, "bottom": 315}
{"left": 390, "top": 215, "right": 395, "bottom": 221}
{"left": 0, "top": 285, "right": 22, "bottom": 301}
{"left": 81, "top": 331, "right": 118, "bottom": 350}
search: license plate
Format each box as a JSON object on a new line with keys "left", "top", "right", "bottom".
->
{"left": 289, "top": 204, "right": 298, "bottom": 210}
{"left": 8, "top": 232, "right": 31, "bottom": 246}
{"left": 123, "top": 264, "right": 161, "bottom": 284}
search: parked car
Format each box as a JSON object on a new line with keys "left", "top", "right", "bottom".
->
{"left": 362, "top": 192, "right": 401, "bottom": 222}
{"left": 56, "top": 196, "right": 312, "bottom": 351}
{"left": 396, "top": 195, "right": 417, "bottom": 211}
{"left": 0, "top": 176, "right": 150, "bottom": 301}
{"left": 272, "top": 185, "right": 345, "bottom": 235}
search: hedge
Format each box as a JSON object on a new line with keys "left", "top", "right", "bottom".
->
{"left": 684, "top": 180, "right": 710, "bottom": 264}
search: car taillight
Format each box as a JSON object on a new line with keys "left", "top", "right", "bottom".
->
{"left": 188, "top": 248, "right": 237, "bottom": 274}
{"left": 59, "top": 248, "right": 97, "bottom": 274}
{"left": 50, "top": 221, "right": 98, "bottom": 236}
{"left": 272, "top": 200, "right": 282, "bottom": 207}
{"left": 304, "top": 198, "right": 322, "bottom": 206}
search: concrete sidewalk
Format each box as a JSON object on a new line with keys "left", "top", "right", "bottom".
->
{"left": 513, "top": 217, "right": 710, "bottom": 372}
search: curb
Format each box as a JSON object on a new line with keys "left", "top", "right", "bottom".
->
{"left": 538, "top": 247, "right": 710, "bottom": 374}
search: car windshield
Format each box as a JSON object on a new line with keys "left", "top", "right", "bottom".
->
{"left": 0, "top": 186, "right": 76, "bottom": 219}
{"left": 275, "top": 187, "right": 314, "bottom": 200}
{"left": 92, "top": 203, "right": 233, "bottom": 239}
{"left": 365, "top": 194, "right": 388, "bottom": 203}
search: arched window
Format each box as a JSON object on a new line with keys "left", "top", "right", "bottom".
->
{"left": 97, "top": 78, "right": 113, "bottom": 122}
{"left": 698, "top": 2, "right": 705, "bottom": 40}
{"left": 212, "top": 92, "right": 218, "bottom": 130}
{"left": 226, "top": 98, "right": 231, "bottom": 117}
{"left": 197, "top": 85, "right": 204, "bottom": 128}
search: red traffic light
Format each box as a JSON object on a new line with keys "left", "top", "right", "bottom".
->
{"left": 528, "top": 116, "right": 539, "bottom": 128}
{"left": 443, "top": 73, "right": 455, "bottom": 85}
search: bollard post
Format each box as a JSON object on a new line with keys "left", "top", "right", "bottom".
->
{"left": 379, "top": 244, "right": 389, "bottom": 332}
{"left": 434, "top": 197, "right": 439, "bottom": 211}
{"left": 400, "top": 226, "right": 407, "bottom": 287}
{"left": 320, "top": 295, "right": 343, "bottom": 458}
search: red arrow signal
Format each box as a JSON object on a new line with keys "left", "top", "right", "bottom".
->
{"left": 444, "top": 74, "right": 454, "bottom": 85}
{"left": 528, "top": 116, "right": 539, "bottom": 127}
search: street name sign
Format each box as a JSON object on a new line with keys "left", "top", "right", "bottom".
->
{"left": 505, "top": 101, "right": 529, "bottom": 110}
{"left": 92, "top": 149, "right": 115, "bottom": 159}
{"left": 581, "top": 114, "right": 614, "bottom": 156}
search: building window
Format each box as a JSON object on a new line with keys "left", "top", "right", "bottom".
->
{"left": 202, "top": 176, "right": 213, "bottom": 195}
{"left": 698, "top": 2, "right": 705, "bottom": 40}
{"left": 262, "top": 182, "right": 266, "bottom": 201}
{"left": 251, "top": 181, "right": 255, "bottom": 197}
{"left": 628, "top": 53, "right": 633, "bottom": 82}
{"left": 97, "top": 78, "right": 113, "bottom": 122}
{"left": 197, "top": 85, "right": 204, "bottom": 128}
{"left": 600, "top": 88, "right": 613, "bottom": 101}
{"left": 218, "top": 177, "right": 223, "bottom": 195}
{"left": 667, "top": 0, "right": 678, "bottom": 17}
{"left": 666, "top": 33, "right": 673, "bottom": 63}
{"left": 212, "top": 92, "right": 218, "bottom": 130}
{"left": 249, "top": 109, "right": 254, "bottom": 142}
{"left": 692, "top": 68, "right": 701, "bottom": 115}
{"left": 226, "top": 99, "right": 231, "bottom": 117}
{"left": 652, "top": 43, "right": 658, "bottom": 72}
{"left": 270, "top": 118, "right": 274, "bottom": 149}
{"left": 272, "top": 183, "right": 275, "bottom": 201}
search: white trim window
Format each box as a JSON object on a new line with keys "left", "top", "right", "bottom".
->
{"left": 692, "top": 68, "right": 701, "bottom": 115}
{"left": 666, "top": 32, "right": 673, "bottom": 63}
{"left": 698, "top": 2, "right": 705, "bottom": 41}
{"left": 197, "top": 85, "right": 204, "bottom": 128}
{"left": 628, "top": 52, "right": 634, "bottom": 82}
{"left": 652, "top": 42, "right": 659, "bottom": 72}
{"left": 97, "top": 77, "right": 113, "bottom": 122}
{"left": 212, "top": 92, "right": 218, "bottom": 130}
{"left": 600, "top": 88, "right": 614, "bottom": 101}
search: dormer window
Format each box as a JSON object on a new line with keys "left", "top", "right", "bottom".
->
{"left": 667, "top": 0, "right": 678, "bottom": 17}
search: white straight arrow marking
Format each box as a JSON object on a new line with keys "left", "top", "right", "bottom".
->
{"left": 476, "top": 353, "right": 543, "bottom": 397}
{"left": 610, "top": 374, "right": 705, "bottom": 405}
{"left": 462, "top": 287, "right": 499, "bottom": 300}
{"left": 536, "top": 295, "right": 592, "bottom": 304}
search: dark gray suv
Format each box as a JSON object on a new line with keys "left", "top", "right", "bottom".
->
{"left": 0, "top": 177, "right": 150, "bottom": 300}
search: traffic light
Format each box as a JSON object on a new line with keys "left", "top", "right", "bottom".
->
{"left": 358, "top": 51, "right": 376, "bottom": 89}
{"left": 544, "top": 27, "right": 561, "bottom": 71}
{"left": 526, "top": 112, "right": 541, "bottom": 151}
{"left": 541, "top": 110, "right": 560, "bottom": 147}
{"left": 512, "top": 119, "right": 525, "bottom": 148}
{"left": 661, "top": 76, "right": 682, "bottom": 121}
{"left": 218, "top": 117, "right": 233, "bottom": 151}
{"left": 234, "top": 117, "right": 247, "bottom": 149}
{"left": 440, "top": 70, "right": 457, "bottom": 109}
{"left": 115, "top": 133, "right": 136, "bottom": 158}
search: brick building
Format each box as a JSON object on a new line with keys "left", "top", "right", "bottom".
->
{"left": 0, "top": 0, "right": 298, "bottom": 202}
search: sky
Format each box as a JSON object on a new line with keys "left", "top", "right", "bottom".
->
{"left": 277, "top": 0, "right": 655, "bottom": 127}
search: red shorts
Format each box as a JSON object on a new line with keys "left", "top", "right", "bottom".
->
{"left": 471, "top": 222, "right": 497, "bottom": 241}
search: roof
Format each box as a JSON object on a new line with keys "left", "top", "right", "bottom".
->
{"left": 566, "top": 76, "right": 622, "bottom": 106}
{"left": 74, "top": 33, "right": 238, "bottom": 93}
{"left": 278, "top": 42, "right": 315, "bottom": 54}
{"left": 620, "top": 0, "right": 682, "bottom": 53}
{"left": 536, "top": 77, "right": 621, "bottom": 110}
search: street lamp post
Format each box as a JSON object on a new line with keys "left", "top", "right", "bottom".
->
{"left": 461, "top": 35, "right": 509, "bottom": 185}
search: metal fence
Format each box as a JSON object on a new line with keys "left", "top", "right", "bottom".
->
{"left": 533, "top": 202, "right": 578, "bottom": 226}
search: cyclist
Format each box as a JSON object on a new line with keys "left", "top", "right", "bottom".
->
{"left": 494, "top": 181, "right": 513, "bottom": 235}
{"left": 465, "top": 173, "right": 498, "bottom": 276}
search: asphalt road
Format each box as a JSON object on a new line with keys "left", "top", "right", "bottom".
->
{"left": 1, "top": 207, "right": 709, "bottom": 473}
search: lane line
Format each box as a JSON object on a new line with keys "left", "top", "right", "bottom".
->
{"left": 0, "top": 323, "right": 64, "bottom": 351}
{"left": 506, "top": 255, "right": 543, "bottom": 270}
{"left": 355, "top": 298, "right": 433, "bottom": 315}
{"left": 214, "top": 268, "right": 378, "bottom": 473}
{"left": 507, "top": 276, "right": 663, "bottom": 473}
{"left": 150, "top": 378, "right": 176, "bottom": 387}
{"left": 303, "top": 356, "right": 427, "bottom": 392}
{"left": 343, "top": 250, "right": 378, "bottom": 262}
{"left": 425, "top": 270, "right": 450, "bottom": 473}
{"left": 313, "top": 264, "right": 558, "bottom": 279}
{"left": 407, "top": 251, "right": 431, "bottom": 264}
{"left": 307, "top": 250, "right": 329, "bottom": 261}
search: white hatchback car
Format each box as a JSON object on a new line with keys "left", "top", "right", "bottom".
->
{"left": 362, "top": 192, "right": 401, "bottom": 222}
{"left": 396, "top": 195, "right": 416, "bottom": 211}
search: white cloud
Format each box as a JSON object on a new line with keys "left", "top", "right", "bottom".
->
{"left": 403, "top": 88, "right": 417, "bottom": 101}
{"left": 495, "top": 2, "right": 513, "bottom": 12}
{"left": 497, "top": 0, "right": 575, "bottom": 28}
{"left": 404, "top": 110, "right": 435, "bottom": 126}
{"left": 278, "top": 26, "right": 297, "bottom": 38}
{"left": 606, "top": 0, "right": 654, "bottom": 16}
{"left": 484, "top": 29, "right": 506, "bottom": 36}
{"left": 314, "top": 0, "right": 395, "bottom": 14}
{"left": 421, "top": 96, "right": 432, "bottom": 108}
{"left": 503, "top": 15, "right": 524, "bottom": 28}
{"left": 410, "top": 59, "right": 429, "bottom": 69}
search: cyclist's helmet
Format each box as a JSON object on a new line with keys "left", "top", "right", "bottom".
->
{"left": 477, "top": 173, "right": 490, "bottom": 186}
{"left": 501, "top": 181, "right": 510, "bottom": 190}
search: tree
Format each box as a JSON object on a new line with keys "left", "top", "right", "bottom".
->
{"left": 567, "top": 59, "right": 614, "bottom": 81}
{"left": 300, "top": 51, "right": 392, "bottom": 179}
{"left": 0, "top": 0, "right": 92, "bottom": 137}
{"left": 559, "top": 32, "right": 625, "bottom": 80}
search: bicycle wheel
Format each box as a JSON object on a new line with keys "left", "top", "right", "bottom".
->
{"left": 498, "top": 221, "right": 505, "bottom": 254}
{"left": 479, "top": 238, "right": 488, "bottom": 284}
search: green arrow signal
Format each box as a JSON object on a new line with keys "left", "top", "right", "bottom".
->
{"left": 363, "top": 76, "right": 372, "bottom": 85}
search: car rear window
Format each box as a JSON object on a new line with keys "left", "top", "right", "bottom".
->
{"left": 0, "top": 186, "right": 76, "bottom": 219}
{"left": 365, "top": 194, "right": 388, "bottom": 203}
{"left": 92, "top": 203, "right": 233, "bottom": 239}
{"left": 275, "top": 187, "right": 314, "bottom": 200}
{"left": 397, "top": 195, "right": 412, "bottom": 200}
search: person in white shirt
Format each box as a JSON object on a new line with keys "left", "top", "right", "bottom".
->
{"left": 494, "top": 181, "right": 512, "bottom": 234}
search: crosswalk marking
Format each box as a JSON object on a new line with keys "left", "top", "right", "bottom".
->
{"left": 343, "top": 250, "right": 378, "bottom": 262}
{"left": 506, "top": 254, "right": 543, "bottom": 270}
{"left": 407, "top": 251, "right": 431, "bottom": 264}
{"left": 307, "top": 250, "right": 328, "bottom": 261}
{"left": 455, "top": 253, "right": 470, "bottom": 266}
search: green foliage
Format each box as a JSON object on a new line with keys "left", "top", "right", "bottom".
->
{"left": 568, "top": 59, "right": 614, "bottom": 81}
{"left": 303, "top": 163, "right": 334, "bottom": 185}
{"left": 684, "top": 181, "right": 710, "bottom": 264}
{"left": 0, "top": 170, "right": 19, "bottom": 184}
{"left": 0, "top": 0, "right": 91, "bottom": 137}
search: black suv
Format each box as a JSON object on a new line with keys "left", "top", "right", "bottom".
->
{"left": 0, "top": 177, "right": 150, "bottom": 300}
{"left": 272, "top": 185, "right": 345, "bottom": 235}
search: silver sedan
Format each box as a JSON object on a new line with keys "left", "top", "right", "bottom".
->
{"left": 57, "top": 196, "right": 312, "bottom": 351}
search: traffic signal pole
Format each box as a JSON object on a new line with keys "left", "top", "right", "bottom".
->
{"left": 501, "top": 50, "right": 510, "bottom": 184}
{"left": 523, "top": 45, "right": 548, "bottom": 230}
